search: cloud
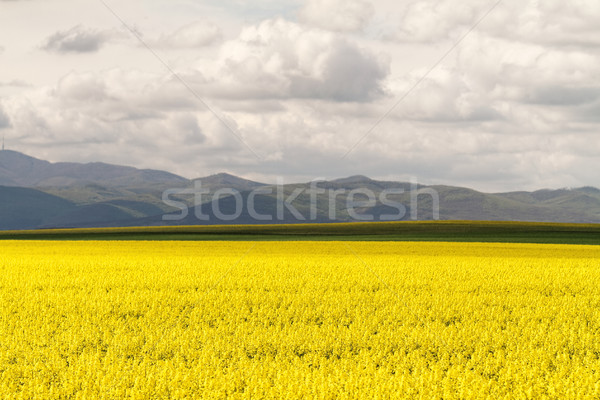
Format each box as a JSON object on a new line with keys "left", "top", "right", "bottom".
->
{"left": 0, "top": 79, "right": 31, "bottom": 88}
{"left": 0, "top": 104, "right": 11, "bottom": 129}
{"left": 53, "top": 72, "right": 110, "bottom": 103}
{"left": 171, "top": 114, "right": 206, "bottom": 143}
{"left": 208, "top": 19, "right": 389, "bottom": 102}
{"left": 299, "top": 0, "right": 374, "bottom": 32}
{"left": 492, "top": 0, "right": 600, "bottom": 49}
{"left": 452, "top": 33, "right": 600, "bottom": 109}
{"left": 42, "top": 25, "right": 117, "bottom": 54}
{"left": 1, "top": 68, "right": 245, "bottom": 164}
{"left": 384, "top": 67, "right": 502, "bottom": 123}
{"left": 390, "top": 1, "right": 481, "bottom": 42}
{"left": 577, "top": 100, "right": 600, "bottom": 122}
{"left": 2, "top": 2, "right": 600, "bottom": 191}
{"left": 385, "top": 0, "right": 600, "bottom": 48}
{"left": 525, "top": 86, "right": 600, "bottom": 106}
{"left": 154, "top": 21, "right": 222, "bottom": 48}
{"left": 3, "top": 60, "right": 599, "bottom": 190}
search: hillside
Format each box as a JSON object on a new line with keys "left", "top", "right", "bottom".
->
{"left": 0, "top": 186, "right": 76, "bottom": 230}
{"left": 193, "top": 173, "right": 266, "bottom": 192}
{"left": 0, "top": 150, "right": 189, "bottom": 188}
{"left": 0, "top": 151, "right": 599, "bottom": 229}
{"left": 142, "top": 180, "right": 600, "bottom": 227}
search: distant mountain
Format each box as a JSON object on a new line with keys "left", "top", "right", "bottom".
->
{"left": 139, "top": 183, "right": 600, "bottom": 227}
{"left": 0, "top": 150, "right": 599, "bottom": 230}
{"left": 431, "top": 186, "right": 600, "bottom": 223}
{"left": 193, "top": 173, "right": 266, "bottom": 192}
{"left": 0, "top": 150, "right": 189, "bottom": 188}
{"left": 0, "top": 185, "right": 182, "bottom": 230}
{"left": 331, "top": 175, "right": 372, "bottom": 185}
{"left": 0, "top": 186, "right": 76, "bottom": 230}
{"left": 40, "top": 200, "right": 165, "bottom": 229}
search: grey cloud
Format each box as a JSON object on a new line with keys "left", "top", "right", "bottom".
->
{"left": 173, "top": 114, "right": 206, "bottom": 143}
{"left": 413, "top": 108, "right": 502, "bottom": 123}
{"left": 577, "top": 100, "right": 600, "bottom": 122}
{"left": 526, "top": 86, "right": 600, "bottom": 106}
{"left": 42, "top": 25, "right": 114, "bottom": 53}
{"left": 462, "top": 107, "right": 503, "bottom": 122}
{"left": 0, "top": 105, "right": 11, "bottom": 129}
{"left": 289, "top": 40, "right": 388, "bottom": 101}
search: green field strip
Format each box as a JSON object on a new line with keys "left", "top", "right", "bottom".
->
{"left": 0, "top": 221, "right": 599, "bottom": 245}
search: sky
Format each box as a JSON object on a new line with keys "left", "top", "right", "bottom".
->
{"left": 0, "top": 0, "right": 599, "bottom": 192}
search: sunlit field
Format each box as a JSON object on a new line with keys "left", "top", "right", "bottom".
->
{"left": 1, "top": 241, "right": 599, "bottom": 398}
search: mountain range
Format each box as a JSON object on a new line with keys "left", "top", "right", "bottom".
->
{"left": 1, "top": 149, "right": 599, "bottom": 230}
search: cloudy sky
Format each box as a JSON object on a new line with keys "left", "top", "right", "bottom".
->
{"left": 0, "top": 0, "right": 599, "bottom": 191}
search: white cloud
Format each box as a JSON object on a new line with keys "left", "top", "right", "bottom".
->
{"left": 384, "top": 67, "right": 502, "bottom": 123}
{"left": 1, "top": 67, "right": 248, "bottom": 165}
{"left": 491, "top": 0, "right": 600, "bottom": 48}
{"left": 384, "top": 0, "right": 600, "bottom": 47}
{"left": 1, "top": 0, "right": 599, "bottom": 190}
{"left": 452, "top": 32, "right": 600, "bottom": 123}
{"left": 390, "top": 1, "right": 481, "bottom": 42}
{"left": 0, "top": 79, "right": 30, "bottom": 87}
{"left": 154, "top": 21, "right": 222, "bottom": 48}
{"left": 206, "top": 19, "right": 389, "bottom": 101}
{"left": 299, "top": 0, "right": 374, "bottom": 32}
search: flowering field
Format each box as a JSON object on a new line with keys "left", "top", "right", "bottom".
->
{"left": 1, "top": 240, "right": 599, "bottom": 398}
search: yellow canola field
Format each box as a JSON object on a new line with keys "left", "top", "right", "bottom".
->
{"left": 0, "top": 240, "right": 599, "bottom": 399}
